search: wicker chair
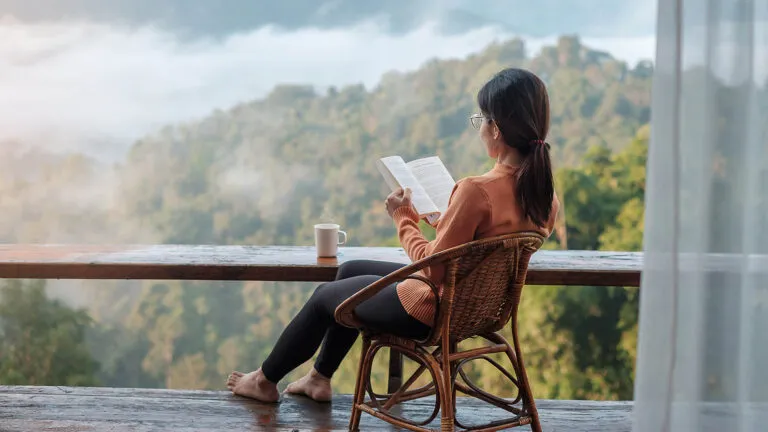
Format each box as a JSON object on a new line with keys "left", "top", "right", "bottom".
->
{"left": 335, "top": 232, "right": 545, "bottom": 432}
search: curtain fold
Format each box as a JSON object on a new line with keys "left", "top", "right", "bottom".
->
{"left": 634, "top": 0, "right": 768, "bottom": 431}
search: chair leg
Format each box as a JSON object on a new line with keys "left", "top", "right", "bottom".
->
{"left": 499, "top": 345, "right": 539, "bottom": 432}
{"left": 348, "top": 337, "right": 370, "bottom": 432}
{"left": 506, "top": 334, "right": 541, "bottom": 432}
{"left": 438, "top": 344, "right": 454, "bottom": 432}
{"left": 449, "top": 342, "right": 458, "bottom": 428}
{"left": 530, "top": 408, "right": 542, "bottom": 432}
{"left": 438, "top": 378, "right": 454, "bottom": 431}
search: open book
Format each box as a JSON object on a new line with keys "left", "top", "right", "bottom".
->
{"left": 376, "top": 155, "right": 456, "bottom": 225}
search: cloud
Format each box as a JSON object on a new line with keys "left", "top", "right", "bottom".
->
{"left": 583, "top": 0, "right": 658, "bottom": 37}
{"left": 0, "top": 19, "right": 656, "bottom": 160}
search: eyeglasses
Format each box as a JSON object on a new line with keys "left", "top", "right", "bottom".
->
{"left": 469, "top": 114, "right": 487, "bottom": 130}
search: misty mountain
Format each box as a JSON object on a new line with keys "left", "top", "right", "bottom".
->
{"left": 0, "top": 35, "right": 654, "bottom": 398}
{"left": 2, "top": 0, "right": 655, "bottom": 38}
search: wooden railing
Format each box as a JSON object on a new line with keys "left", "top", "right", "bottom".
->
{"left": 0, "top": 244, "right": 642, "bottom": 286}
{"left": 0, "top": 244, "right": 642, "bottom": 392}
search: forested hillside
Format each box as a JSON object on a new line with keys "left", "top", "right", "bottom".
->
{"left": 0, "top": 36, "right": 651, "bottom": 399}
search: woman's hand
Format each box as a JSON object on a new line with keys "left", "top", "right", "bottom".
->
{"left": 385, "top": 188, "right": 413, "bottom": 217}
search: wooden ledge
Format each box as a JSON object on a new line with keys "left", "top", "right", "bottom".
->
{"left": 0, "top": 245, "right": 642, "bottom": 286}
{"left": 0, "top": 385, "right": 633, "bottom": 431}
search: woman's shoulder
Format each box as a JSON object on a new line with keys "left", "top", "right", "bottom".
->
{"left": 454, "top": 175, "right": 484, "bottom": 190}
{"left": 454, "top": 172, "right": 509, "bottom": 195}
{"left": 456, "top": 172, "right": 496, "bottom": 186}
{"left": 451, "top": 176, "right": 492, "bottom": 204}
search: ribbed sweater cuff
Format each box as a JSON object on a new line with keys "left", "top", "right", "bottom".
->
{"left": 392, "top": 206, "right": 420, "bottom": 225}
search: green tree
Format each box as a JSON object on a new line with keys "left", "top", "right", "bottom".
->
{"left": 0, "top": 280, "right": 99, "bottom": 386}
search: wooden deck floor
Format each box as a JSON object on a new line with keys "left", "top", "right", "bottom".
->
{"left": 0, "top": 386, "right": 632, "bottom": 431}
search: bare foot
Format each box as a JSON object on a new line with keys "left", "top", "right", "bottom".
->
{"left": 226, "top": 369, "right": 280, "bottom": 403}
{"left": 284, "top": 368, "right": 332, "bottom": 402}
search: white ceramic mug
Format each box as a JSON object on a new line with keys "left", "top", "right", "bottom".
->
{"left": 314, "top": 223, "right": 347, "bottom": 257}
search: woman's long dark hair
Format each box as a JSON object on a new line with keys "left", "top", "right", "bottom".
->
{"left": 477, "top": 68, "right": 554, "bottom": 227}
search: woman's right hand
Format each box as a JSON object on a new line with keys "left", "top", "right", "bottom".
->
{"left": 385, "top": 188, "right": 413, "bottom": 217}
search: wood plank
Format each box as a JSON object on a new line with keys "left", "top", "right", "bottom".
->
{"left": 0, "top": 245, "right": 643, "bottom": 286}
{"left": 0, "top": 386, "right": 633, "bottom": 432}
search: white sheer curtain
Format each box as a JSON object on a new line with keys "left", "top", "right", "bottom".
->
{"left": 634, "top": 0, "right": 768, "bottom": 431}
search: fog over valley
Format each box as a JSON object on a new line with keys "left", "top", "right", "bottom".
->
{"left": 0, "top": 2, "right": 656, "bottom": 158}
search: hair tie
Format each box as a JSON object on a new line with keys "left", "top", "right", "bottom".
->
{"left": 529, "top": 139, "right": 550, "bottom": 151}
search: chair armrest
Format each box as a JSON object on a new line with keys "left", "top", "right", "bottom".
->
{"left": 334, "top": 258, "right": 443, "bottom": 329}
{"left": 334, "top": 231, "right": 545, "bottom": 330}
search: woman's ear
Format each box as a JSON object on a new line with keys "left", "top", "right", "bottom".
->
{"left": 492, "top": 123, "right": 501, "bottom": 140}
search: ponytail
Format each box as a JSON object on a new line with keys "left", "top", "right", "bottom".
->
{"left": 516, "top": 140, "right": 554, "bottom": 227}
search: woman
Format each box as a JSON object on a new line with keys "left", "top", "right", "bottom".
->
{"left": 226, "top": 67, "right": 560, "bottom": 403}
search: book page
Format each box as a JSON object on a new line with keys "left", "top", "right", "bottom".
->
{"left": 376, "top": 156, "right": 439, "bottom": 217}
{"left": 406, "top": 156, "right": 456, "bottom": 215}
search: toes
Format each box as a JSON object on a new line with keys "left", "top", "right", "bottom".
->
{"left": 285, "top": 382, "right": 302, "bottom": 395}
{"left": 226, "top": 373, "right": 242, "bottom": 388}
{"left": 227, "top": 371, "right": 244, "bottom": 383}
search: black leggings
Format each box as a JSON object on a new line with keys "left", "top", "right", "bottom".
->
{"left": 261, "top": 260, "right": 431, "bottom": 382}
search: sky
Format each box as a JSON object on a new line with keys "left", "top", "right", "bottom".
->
{"left": 0, "top": 0, "right": 658, "bottom": 38}
{"left": 0, "top": 1, "right": 658, "bottom": 159}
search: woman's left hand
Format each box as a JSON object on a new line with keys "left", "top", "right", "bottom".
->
{"left": 385, "top": 188, "right": 413, "bottom": 217}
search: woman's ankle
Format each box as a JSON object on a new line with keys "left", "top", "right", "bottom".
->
{"left": 311, "top": 367, "right": 332, "bottom": 381}
{"left": 257, "top": 368, "right": 279, "bottom": 386}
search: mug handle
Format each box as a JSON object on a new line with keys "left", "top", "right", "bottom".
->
{"left": 337, "top": 230, "right": 347, "bottom": 245}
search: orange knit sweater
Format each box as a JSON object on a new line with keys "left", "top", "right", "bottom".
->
{"left": 393, "top": 162, "right": 560, "bottom": 325}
